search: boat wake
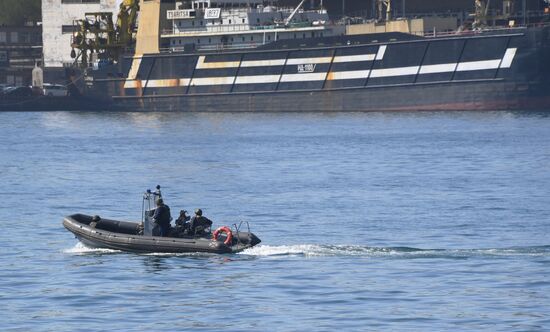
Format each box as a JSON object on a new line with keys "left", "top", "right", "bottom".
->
{"left": 239, "top": 244, "right": 550, "bottom": 258}
{"left": 64, "top": 242, "right": 550, "bottom": 259}
{"left": 63, "top": 242, "right": 121, "bottom": 255}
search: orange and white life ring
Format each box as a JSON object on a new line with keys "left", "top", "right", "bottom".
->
{"left": 213, "top": 226, "right": 233, "bottom": 246}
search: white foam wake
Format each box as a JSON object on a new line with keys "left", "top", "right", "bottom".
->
{"left": 63, "top": 242, "right": 120, "bottom": 255}
{"left": 239, "top": 244, "right": 382, "bottom": 257}
{"left": 239, "top": 244, "right": 550, "bottom": 258}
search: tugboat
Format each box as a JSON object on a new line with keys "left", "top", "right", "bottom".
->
{"left": 63, "top": 186, "right": 261, "bottom": 254}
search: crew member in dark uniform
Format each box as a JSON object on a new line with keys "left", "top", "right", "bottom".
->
{"left": 175, "top": 209, "right": 191, "bottom": 236}
{"left": 189, "top": 209, "right": 213, "bottom": 236}
{"left": 152, "top": 198, "right": 171, "bottom": 237}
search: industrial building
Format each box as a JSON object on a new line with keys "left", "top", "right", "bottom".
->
{"left": 0, "top": 25, "right": 42, "bottom": 86}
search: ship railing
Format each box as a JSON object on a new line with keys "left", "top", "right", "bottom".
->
{"left": 161, "top": 42, "right": 259, "bottom": 53}
{"left": 420, "top": 22, "right": 550, "bottom": 38}
{"left": 162, "top": 24, "right": 253, "bottom": 36}
{"left": 162, "top": 21, "right": 316, "bottom": 36}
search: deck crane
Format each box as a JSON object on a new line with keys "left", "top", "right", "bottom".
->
{"left": 70, "top": 0, "right": 140, "bottom": 68}
{"left": 285, "top": 0, "right": 307, "bottom": 26}
{"left": 377, "top": 0, "right": 392, "bottom": 22}
{"left": 473, "top": 0, "right": 491, "bottom": 28}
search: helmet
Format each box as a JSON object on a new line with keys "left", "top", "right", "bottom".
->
{"left": 156, "top": 198, "right": 163, "bottom": 206}
{"left": 195, "top": 208, "right": 202, "bottom": 216}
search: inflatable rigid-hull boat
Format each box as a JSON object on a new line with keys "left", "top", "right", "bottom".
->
{"left": 63, "top": 213, "right": 261, "bottom": 254}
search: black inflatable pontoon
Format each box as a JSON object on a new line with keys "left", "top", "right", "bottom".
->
{"left": 63, "top": 213, "right": 261, "bottom": 254}
{"left": 62, "top": 186, "right": 261, "bottom": 254}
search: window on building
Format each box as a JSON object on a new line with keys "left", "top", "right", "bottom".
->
{"left": 10, "top": 32, "right": 18, "bottom": 43}
{"left": 20, "top": 32, "right": 30, "bottom": 43}
{"left": 0, "top": 32, "right": 6, "bottom": 43}
{"left": 242, "top": 18, "right": 245, "bottom": 24}
{"left": 229, "top": 19, "right": 232, "bottom": 24}
{"left": 197, "top": 39, "right": 200, "bottom": 44}
{"left": 257, "top": 18, "right": 260, "bottom": 23}
{"left": 250, "top": 36, "right": 253, "bottom": 41}
{"left": 61, "top": 25, "right": 75, "bottom": 34}
{"left": 61, "top": 0, "right": 100, "bottom": 3}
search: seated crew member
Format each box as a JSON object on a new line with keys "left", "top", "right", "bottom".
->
{"left": 152, "top": 198, "right": 172, "bottom": 237}
{"left": 189, "top": 209, "right": 213, "bottom": 236}
{"left": 175, "top": 210, "right": 191, "bottom": 235}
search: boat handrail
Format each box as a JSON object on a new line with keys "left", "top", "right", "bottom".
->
{"left": 231, "top": 220, "right": 251, "bottom": 247}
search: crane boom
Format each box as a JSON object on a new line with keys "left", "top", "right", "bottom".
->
{"left": 285, "top": 0, "right": 307, "bottom": 26}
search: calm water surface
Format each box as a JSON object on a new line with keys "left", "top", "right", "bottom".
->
{"left": 0, "top": 111, "right": 549, "bottom": 331}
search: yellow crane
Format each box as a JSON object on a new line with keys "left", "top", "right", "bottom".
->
{"left": 71, "top": 0, "right": 140, "bottom": 68}
{"left": 377, "top": 0, "right": 392, "bottom": 22}
{"left": 473, "top": 0, "right": 491, "bottom": 28}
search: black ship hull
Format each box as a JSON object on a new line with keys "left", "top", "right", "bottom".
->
{"left": 85, "top": 27, "right": 550, "bottom": 112}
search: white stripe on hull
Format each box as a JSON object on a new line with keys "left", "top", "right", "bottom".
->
{"left": 419, "top": 63, "right": 458, "bottom": 75}
{"left": 333, "top": 54, "right": 376, "bottom": 63}
{"left": 124, "top": 78, "right": 191, "bottom": 89}
{"left": 235, "top": 75, "right": 281, "bottom": 84}
{"left": 196, "top": 56, "right": 240, "bottom": 69}
{"left": 124, "top": 48, "right": 517, "bottom": 89}
{"left": 375, "top": 45, "right": 387, "bottom": 60}
{"left": 286, "top": 57, "right": 333, "bottom": 65}
{"left": 499, "top": 47, "right": 517, "bottom": 68}
{"left": 240, "top": 59, "right": 287, "bottom": 67}
{"left": 280, "top": 73, "right": 327, "bottom": 82}
{"left": 370, "top": 66, "right": 419, "bottom": 78}
{"left": 191, "top": 76, "right": 236, "bottom": 86}
{"left": 456, "top": 59, "right": 502, "bottom": 72}
{"left": 328, "top": 70, "right": 370, "bottom": 80}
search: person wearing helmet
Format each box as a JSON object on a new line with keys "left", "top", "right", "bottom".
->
{"left": 152, "top": 198, "right": 172, "bottom": 236}
{"left": 189, "top": 208, "right": 213, "bottom": 236}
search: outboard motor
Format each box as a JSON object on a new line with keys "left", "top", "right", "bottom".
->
{"left": 142, "top": 185, "right": 162, "bottom": 236}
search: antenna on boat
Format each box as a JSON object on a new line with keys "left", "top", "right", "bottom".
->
{"left": 141, "top": 185, "right": 162, "bottom": 236}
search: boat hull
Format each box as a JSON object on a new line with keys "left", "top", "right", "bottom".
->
{"left": 84, "top": 27, "right": 550, "bottom": 112}
{"left": 63, "top": 214, "right": 261, "bottom": 254}
{"left": 109, "top": 79, "right": 550, "bottom": 112}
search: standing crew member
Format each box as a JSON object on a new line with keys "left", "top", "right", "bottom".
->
{"left": 152, "top": 198, "right": 171, "bottom": 236}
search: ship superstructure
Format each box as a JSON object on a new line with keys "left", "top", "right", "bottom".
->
{"left": 163, "top": 0, "right": 340, "bottom": 52}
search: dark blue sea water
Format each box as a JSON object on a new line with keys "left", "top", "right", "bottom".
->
{"left": 1, "top": 111, "right": 549, "bottom": 331}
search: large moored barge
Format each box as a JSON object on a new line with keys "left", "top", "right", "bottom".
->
{"left": 72, "top": 0, "right": 550, "bottom": 111}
